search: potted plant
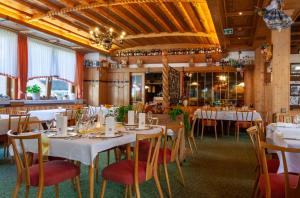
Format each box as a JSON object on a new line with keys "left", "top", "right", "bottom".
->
{"left": 116, "top": 105, "right": 133, "bottom": 122}
{"left": 26, "top": 84, "right": 41, "bottom": 100}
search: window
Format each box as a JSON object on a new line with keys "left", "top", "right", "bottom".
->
{"left": 51, "top": 78, "right": 72, "bottom": 98}
{"left": 0, "top": 29, "right": 18, "bottom": 78}
{"left": 27, "top": 78, "right": 47, "bottom": 97}
{"left": 28, "top": 38, "right": 76, "bottom": 83}
{"left": 0, "top": 75, "right": 7, "bottom": 96}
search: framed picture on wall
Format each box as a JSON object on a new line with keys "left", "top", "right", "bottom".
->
{"left": 290, "top": 84, "right": 300, "bottom": 96}
{"left": 291, "top": 63, "right": 300, "bottom": 75}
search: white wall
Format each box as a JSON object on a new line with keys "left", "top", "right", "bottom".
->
{"left": 84, "top": 52, "right": 116, "bottom": 63}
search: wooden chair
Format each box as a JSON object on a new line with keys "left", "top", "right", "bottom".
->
{"left": 200, "top": 109, "right": 218, "bottom": 141}
{"left": 100, "top": 132, "right": 164, "bottom": 198}
{"left": 274, "top": 113, "right": 294, "bottom": 123}
{"left": 64, "top": 109, "right": 76, "bottom": 126}
{"left": 187, "top": 114, "right": 198, "bottom": 154}
{"left": 246, "top": 126, "right": 279, "bottom": 198}
{"left": 235, "top": 110, "right": 254, "bottom": 141}
{"left": 259, "top": 142, "right": 300, "bottom": 198}
{"left": 1, "top": 113, "right": 30, "bottom": 158}
{"left": 7, "top": 130, "right": 82, "bottom": 198}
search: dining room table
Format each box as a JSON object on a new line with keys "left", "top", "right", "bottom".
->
{"left": 22, "top": 125, "right": 164, "bottom": 198}
{"left": 194, "top": 109, "right": 262, "bottom": 121}
{"left": 266, "top": 123, "right": 300, "bottom": 173}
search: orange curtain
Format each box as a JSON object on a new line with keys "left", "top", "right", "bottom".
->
{"left": 76, "top": 52, "right": 84, "bottom": 99}
{"left": 17, "top": 34, "right": 28, "bottom": 99}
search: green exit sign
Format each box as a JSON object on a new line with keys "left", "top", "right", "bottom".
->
{"left": 224, "top": 28, "right": 233, "bottom": 35}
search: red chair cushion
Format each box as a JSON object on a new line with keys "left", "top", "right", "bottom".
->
{"left": 259, "top": 173, "right": 299, "bottom": 198}
{"left": 29, "top": 160, "right": 80, "bottom": 186}
{"left": 267, "top": 159, "right": 280, "bottom": 173}
{"left": 202, "top": 120, "right": 217, "bottom": 126}
{"left": 102, "top": 160, "right": 147, "bottom": 185}
{"left": 236, "top": 121, "right": 252, "bottom": 128}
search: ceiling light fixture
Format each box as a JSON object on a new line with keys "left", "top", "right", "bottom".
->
{"left": 89, "top": 1, "right": 125, "bottom": 50}
{"left": 238, "top": 12, "right": 243, "bottom": 16}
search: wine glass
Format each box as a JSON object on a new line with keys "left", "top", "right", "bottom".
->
{"left": 147, "top": 111, "right": 153, "bottom": 126}
{"left": 46, "top": 119, "right": 53, "bottom": 132}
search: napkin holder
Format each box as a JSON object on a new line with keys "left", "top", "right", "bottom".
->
{"left": 139, "top": 113, "right": 146, "bottom": 129}
{"left": 128, "top": 110, "right": 135, "bottom": 125}
{"left": 105, "top": 116, "right": 115, "bottom": 135}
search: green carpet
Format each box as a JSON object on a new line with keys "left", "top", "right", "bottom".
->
{"left": 0, "top": 133, "right": 256, "bottom": 198}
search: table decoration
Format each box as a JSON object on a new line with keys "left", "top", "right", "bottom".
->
{"left": 138, "top": 113, "right": 146, "bottom": 129}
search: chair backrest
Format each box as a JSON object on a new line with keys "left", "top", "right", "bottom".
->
{"left": 7, "top": 130, "right": 44, "bottom": 187}
{"left": 246, "top": 126, "right": 263, "bottom": 174}
{"left": 166, "top": 122, "right": 184, "bottom": 162}
{"left": 200, "top": 109, "right": 217, "bottom": 121}
{"left": 20, "top": 120, "right": 43, "bottom": 132}
{"left": 274, "top": 113, "right": 293, "bottom": 123}
{"left": 260, "top": 142, "right": 300, "bottom": 198}
{"left": 134, "top": 131, "right": 163, "bottom": 181}
{"left": 8, "top": 113, "right": 30, "bottom": 133}
{"left": 236, "top": 110, "right": 254, "bottom": 122}
{"left": 190, "top": 114, "right": 197, "bottom": 138}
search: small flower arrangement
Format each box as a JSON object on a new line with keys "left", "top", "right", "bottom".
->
{"left": 26, "top": 84, "right": 41, "bottom": 94}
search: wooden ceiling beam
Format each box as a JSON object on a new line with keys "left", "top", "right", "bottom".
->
{"left": 122, "top": 5, "right": 160, "bottom": 33}
{"left": 122, "top": 32, "right": 218, "bottom": 40}
{"left": 0, "top": 3, "right": 108, "bottom": 53}
{"left": 110, "top": 6, "right": 148, "bottom": 33}
{"left": 177, "top": 2, "right": 198, "bottom": 32}
{"left": 141, "top": 3, "right": 173, "bottom": 32}
{"left": 30, "top": 0, "right": 207, "bottom": 20}
{"left": 159, "top": 3, "right": 185, "bottom": 32}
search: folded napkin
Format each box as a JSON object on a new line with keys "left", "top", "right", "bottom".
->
{"left": 105, "top": 116, "right": 115, "bottom": 135}
{"left": 128, "top": 110, "right": 135, "bottom": 125}
{"left": 56, "top": 115, "right": 68, "bottom": 135}
{"left": 139, "top": 113, "right": 146, "bottom": 128}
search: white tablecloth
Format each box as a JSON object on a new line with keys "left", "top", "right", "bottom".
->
{"left": 28, "top": 109, "right": 66, "bottom": 121}
{"left": 194, "top": 110, "right": 262, "bottom": 121}
{"left": 266, "top": 123, "right": 300, "bottom": 173}
{"left": 24, "top": 127, "right": 163, "bottom": 166}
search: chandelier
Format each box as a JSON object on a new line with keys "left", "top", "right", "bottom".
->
{"left": 89, "top": 0, "right": 126, "bottom": 50}
{"left": 89, "top": 27, "right": 125, "bottom": 50}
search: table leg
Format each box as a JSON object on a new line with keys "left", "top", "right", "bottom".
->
{"left": 126, "top": 143, "right": 131, "bottom": 160}
{"left": 89, "top": 165, "right": 94, "bottom": 198}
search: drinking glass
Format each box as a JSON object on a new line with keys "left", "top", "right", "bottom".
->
{"left": 147, "top": 111, "right": 153, "bottom": 125}
{"left": 46, "top": 119, "right": 53, "bottom": 132}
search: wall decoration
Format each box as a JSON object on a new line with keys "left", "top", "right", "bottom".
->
{"left": 261, "top": 43, "right": 273, "bottom": 62}
{"left": 169, "top": 67, "right": 180, "bottom": 105}
{"left": 291, "top": 63, "right": 300, "bottom": 75}
{"left": 114, "top": 47, "right": 223, "bottom": 57}
{"left": 290, "top": 63, "right": 300, "bottom": 109}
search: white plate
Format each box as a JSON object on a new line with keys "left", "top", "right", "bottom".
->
{"left": 134, "top": 126, "right": 152, "bottom": 130}
{"left": 90, "top": 132, "right": 123, "bottom": 138}
{"left": 48, "top": 132, "right": 78, "bottom": 138}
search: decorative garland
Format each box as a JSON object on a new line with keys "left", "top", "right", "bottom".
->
{"left": 114, "top": 47, "right": 223, "bottom": 57}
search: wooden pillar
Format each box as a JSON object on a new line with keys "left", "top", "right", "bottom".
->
{"left": 269, "top": 28, "right": 291, "bottom": 114}
{"left": 244, "top": 66, "right": 254, "bottom": 106}
{"left": 162, "top": 50, "right": 170, "bottom": 109}
{"left": 254, "top": 48, "right": 265, "bottom": 113}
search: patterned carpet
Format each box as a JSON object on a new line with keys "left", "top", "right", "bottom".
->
{"left": 0, "top": 133, "right": 256, "bottom": 198}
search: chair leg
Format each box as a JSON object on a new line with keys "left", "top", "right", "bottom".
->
{"left": 192, "top": 136, "right": 198, "bottom": 151}
{"left": 134, "top": 180, "right": 141, "bottom": 198}
{"left": 75, "top": 176, "right": 82, "bottom": 198}
{"left": 25, "top": 185, "right": 30, "bottom": 198}
{"left": 12, "top": 177, "right": 21, "bottom": 198}
{"left": 95, "top": 154, "right": 99, "bottom": 183}
{"left": 227, "top": 121, "right": 231, "bottom": 136}
{"left": 197, "top": 119, "right": 200, "bottom": 137}
{"left": 153, "top": 170, "right": 164, "bottom": 198}
{"left": 175, "top": 157, "right": 185, "bottom": 186}
{"left": 55, "top": 184, "right": 59, "bottom": 198}
{"left": 221, "top": 121, "right": 224, "bottom": 136}
{"left": 37, "top": 185, "right": 44, "bottom": 198}
{"left": 100, "top": 179, "right": 107, "bottom": 198}
{"left": 214, "top": 125, "right": 218, "bottom": 141}
{"left": 124, "top": 185, "right": 128, "bottom": 198}
{"left": 187, "top": 137, "right": 193, "bottom": 154}
{"left": 163, "top": 163, "right": 172, "bottom": 198}
{"left": 201, "top": 125, "right": 204, "bottom": 140}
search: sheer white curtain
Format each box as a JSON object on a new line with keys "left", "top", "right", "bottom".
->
{"left": 28, "top": 38, "right": 76, "bottom": 83}
{"left": 0, "top": 29, "right": 18, "bottom": 77}
{"left": 28, "top": 38, "right": 55, "bottom": 79}
{"left": 54, "top": 47, "right": 76, "bottom": 82}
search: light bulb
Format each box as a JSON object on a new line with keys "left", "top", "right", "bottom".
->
{"left": 109, "top": 28, "right": 113, "bottom": 33}
{"left": 95, "top": 27, "right": 99, "bottom": 32}
{"left": 122, "top": 31, "right": 126, "bottom": 36}
{"left": 89, "top": 30, "right": 93, "bottom": 34}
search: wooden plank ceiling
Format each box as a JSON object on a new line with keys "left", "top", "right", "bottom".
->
{"left": 0, "top": 0, "right": 220, "bottom": 54}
